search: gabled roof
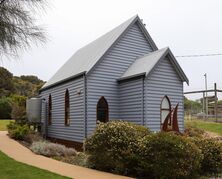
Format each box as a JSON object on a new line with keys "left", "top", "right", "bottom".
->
{"left": 118, "top": 47, "right": 189, "bottom": 85}
{"left": 41, "top": 15, "right": 158, "bottom": 90}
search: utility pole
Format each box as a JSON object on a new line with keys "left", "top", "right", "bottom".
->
{"left": 204, "top": 73, "right": 208, "bottom": 119}
{"left": 214, "top": 83, "right": 218, "bottom": 122}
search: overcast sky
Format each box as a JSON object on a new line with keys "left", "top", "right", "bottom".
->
{"left": 1, "top": 0, "right": 222, "bottom": 100}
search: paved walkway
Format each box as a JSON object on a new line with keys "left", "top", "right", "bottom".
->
{"left": 0, "top": 131, "right": 132, "bottom": 179}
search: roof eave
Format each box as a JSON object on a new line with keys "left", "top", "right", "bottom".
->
{"left": 40, "top": 71, "right": 86, "bottom": 92}
{"left": 136, "top": 18, "right": 158, "bottom": 51}
{"left": 117, "top": 72, "right": 146, "bottom": 82}
{"left": 167, "top": 49, "right": 189, "bottom": 85}
{"left": 143, "top": 47, "right": 189, "bottom": 85}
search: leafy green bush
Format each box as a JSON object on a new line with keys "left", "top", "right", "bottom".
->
{"left": 84, "top": 121, "right": 150, "bottom": 175}
{"left": 0, "top": 97, "right": 12, "bottom": 119}
{"left": 7, "top": 121, "right": 17, "bottom": 131}
{"left": 30, "top": 141, "right": 77, "bottom": 157}
{"left": 7, "top": 122, "right": 30, "bottom": 140}
{"left": 191, "top": 138, "right": 222, "bottom": 175}
{"left": 85, "top": 121, "right": 204, "bottom": 178}
{"left": 136, "top": 132, "right": 202, "bottom": 178}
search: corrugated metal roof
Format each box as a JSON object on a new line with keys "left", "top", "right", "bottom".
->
{"left": 42, "top": 15, "right": 140, "bottom": 89}
{"left": 119, "top": 47, "right": 189, "bottom": 84}
{"left": 120, "top": 48, "right": 168, "bottom": 79}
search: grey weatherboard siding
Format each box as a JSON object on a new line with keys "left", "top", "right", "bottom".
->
{"left": 86, "top": 22, "right": 153, "bottom": 135}
{"left": 40, "top": 76, "right": 85, "bottom": 143}
{"left": 119, "top": 77, "right": 144, "bottom": 125}
{"left": 144, "top": 56, "right": 184, "bottom": 131}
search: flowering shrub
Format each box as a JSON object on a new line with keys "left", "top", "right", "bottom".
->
{"left": 191, "top": 138, "right": 222, "bottom": 175}
{"left": 85, "top": 121, "right": 205, "bottom": 178}
{"left": 84, "top": 121, "right": 150, "bottom": 175}
{"left": 136, "top": 132, "right": 202, "bottom": 178}
{"left": 30, "top": 141, "right": 77, "bottom": 157}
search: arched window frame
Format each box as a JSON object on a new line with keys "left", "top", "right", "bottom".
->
{"left": 65, "top": 89, "right": 70, "bottom": 126}
{"left": 96, "top": 96, "right": 109, "bottom": 123}
{"left": 160, "top": 95, "right": 171, "bottom": 125}
{"left": 48, "top": 94, "right": 52, "bottom": 125}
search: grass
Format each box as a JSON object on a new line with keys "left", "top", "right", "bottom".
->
{"left": 185, "top": 120, "right": 222, "bottom": 136}
{"left": 0, "top": 119, "right": 12, "bottom": 131}
{"left": 0, "top": 150, "right": 70, "bottom": 179}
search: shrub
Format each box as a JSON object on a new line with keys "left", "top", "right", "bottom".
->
{"left": 184, "top": 124, "right": 204, "bottom": 138}
{"left": 84, "top": 121, "right": 150, "bottom": 175}
{"left": 23, "top": 131, "right": 43, "bottom": 144}
{"left": 30, "top": 141, "right": 77, "bottom": 157}
{"left": 0, "top": 97, "right": 12, "bottom": 119}
{"left": 7, "top": 122, "right": 30, "bottom": 140}
{"left": 56, "top": 152, "right": 89, "bottom": 167}
{"left": 191, "top": 138, "right": 222, "bottom": 175}
{"left": 7, "top": 121, "right": 17, "bottom": 131}
{"left": 136, "top": 132, "right": 202, "bottom": 178}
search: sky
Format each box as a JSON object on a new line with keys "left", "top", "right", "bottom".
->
{"left": 1, "top": 0, "right": 222, "bottom": 100}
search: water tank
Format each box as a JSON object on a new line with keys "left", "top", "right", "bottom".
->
{"left": 26, "top": 98, "right": 42, "bottom": 123}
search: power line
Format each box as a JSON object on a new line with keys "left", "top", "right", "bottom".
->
{"left": 175, "top": 53, "right": 222, "bottom": 58}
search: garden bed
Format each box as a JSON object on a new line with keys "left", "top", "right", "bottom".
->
{"left": 6, "top": 120, "right": 222, "bottom": 179}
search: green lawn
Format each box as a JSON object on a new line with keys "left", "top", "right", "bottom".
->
{"left": 0, "top": 150, "right": 70, "bottom": 179}
{"left": 185, "top": 120, "right": 222, "bottom": 136}
{"left": 0, "top": 120, "right": 12, "bottom": 131}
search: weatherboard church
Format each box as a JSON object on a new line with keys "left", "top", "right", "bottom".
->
{"left": 39, "top": 15, "right": 188, "bottom": 148}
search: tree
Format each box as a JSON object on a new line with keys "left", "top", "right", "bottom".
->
{"left": 0, "top": 97, "right": 12, "bottom": 118}
{"left": 10, "top": 94, "right": 27, "bottom": 122}
{"left": 0, "top": 0, "right": 46, "bottom": 58}
{"left": 13, "top": 75, "right": 45, "bottom": 97}
{"left": 20, "top": 75, "right": 44, "bottom": 85}
{"left": 0, "top": 67, "right": 14, "bottom": 96}
{"left": 184, "top": 96, "right": 202, "bottom": 115}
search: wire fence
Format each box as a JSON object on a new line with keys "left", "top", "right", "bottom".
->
{"left": 184, "top": 83, "right": 222, "bottom": 123}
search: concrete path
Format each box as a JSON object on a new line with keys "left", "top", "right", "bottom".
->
{"left": 0, "top": 131, "right": 133, "bottom": 179}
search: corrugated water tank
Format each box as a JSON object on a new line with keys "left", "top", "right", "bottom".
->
{"left": 26, "top": 98, "right": 42, "bottom": 123}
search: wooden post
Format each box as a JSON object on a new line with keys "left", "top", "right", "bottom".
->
{"left": 202, "top": 92, "right": 205, "bottom": 113}
{"left": 214, "top": 83, "right": 218, "bottom": 122}
{"left": 204, "top": 74, "right": 208, "bottom": 119}
{"left": 203, "top": 92, "right": 205, "bottom": 120}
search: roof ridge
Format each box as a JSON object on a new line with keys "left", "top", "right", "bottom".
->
{"left": 76, "top": 15, "right": 138, "bottom": 52}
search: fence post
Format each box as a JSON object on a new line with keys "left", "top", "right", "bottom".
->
{"left": 214, "top": 83, "right": 218, "bottom": 122}
{"left": 203, "top": 92, "right": 205, "bottom": 120}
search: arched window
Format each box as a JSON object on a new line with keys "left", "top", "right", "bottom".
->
{"left": 97, "top": 96, "right": 109, "bottom": 123}
{"left": 48, "top": 94, "right": 52, "bottom": 125}
{"left": 161, "top": 95, "right": 171, "bottom": 124}
{"left": 65, "top": 89, "right": 70, "bottom": 126}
